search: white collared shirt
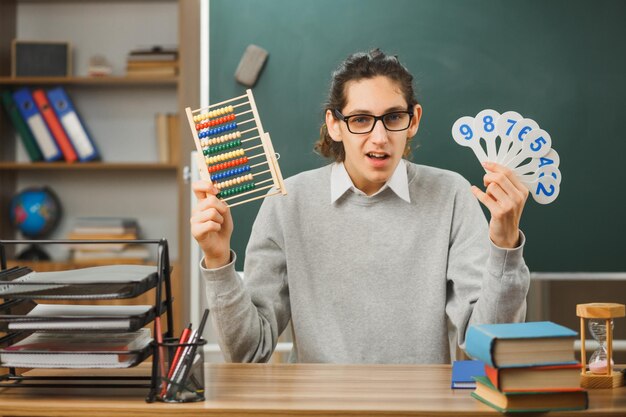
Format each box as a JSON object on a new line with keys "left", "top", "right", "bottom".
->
{"left": 330, "top": 159, "right": 411, "bottom": 203}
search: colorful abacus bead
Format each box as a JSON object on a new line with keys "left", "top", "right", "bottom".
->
{"left": 207, "top": 113, "right": 236, "bottom": 127}
{"left": 196, "top": 116, "right": 235, "bottom": 131}
{"left": 217, "top": 182, "right": 256, "bottom": 199}
{"left": 193, "top": 105, "right": 234, "bottom": 123}
{"left": 207, "top": 105, "right": 234, "bottom": 119}
{"left": 214, "top": 173, "right": 253, "bottom": 190}
{"left": 210, "top": 165, "right": 251, "bottom": 181}
{"left": 198, "top": 122, "right": 238, "bottom": 138}
{"left": 203, "top": 139, "right": 242, "bottom": 156}
{"left": 205, "top": 148, "right": 245, "bottom": 165}
{"left": 208, "top": 156, "right": 249, "bottom": 173}
{"left": 200, "top": 131, "right": 241, "bottom": 148}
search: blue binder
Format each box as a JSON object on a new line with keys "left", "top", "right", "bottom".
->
{"left": 12, "top": 88, "right": 62, "bottom": 162}
{"left": 47, "top": 87, "right": 100, "bottom": 161}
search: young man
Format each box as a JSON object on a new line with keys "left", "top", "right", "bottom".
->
{"left": 191, "top": 49, "right": 530, "bottom": 363}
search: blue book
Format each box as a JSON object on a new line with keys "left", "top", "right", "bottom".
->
{"left": 465, "top": 321, "right": 577, "bottom": 368}
{"left": 451, "top": 360, "right": 485, "bottom": 389}
{"left": 47, "top": 87, "right": 100, "bottom": 161}
{"left": 12, "top": 88, "right": 62, "bottom": 162}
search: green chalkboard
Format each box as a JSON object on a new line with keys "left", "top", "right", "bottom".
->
{"left": 209, "top": 0, "right": 626, "bottom": 272}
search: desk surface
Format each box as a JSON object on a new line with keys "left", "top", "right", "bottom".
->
{"left": 1, "top": 363, "right": 625, "bottom": 416}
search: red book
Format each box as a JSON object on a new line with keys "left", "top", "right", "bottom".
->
{"left": 32, "top": 89, "right": 78, "bottom": 163}
{"left": 485, "top": 363, "right": 583, "bottom": 392}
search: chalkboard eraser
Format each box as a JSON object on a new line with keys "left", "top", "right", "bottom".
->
{"left": 234, "top": 44, "right": 268, "bottom": 87}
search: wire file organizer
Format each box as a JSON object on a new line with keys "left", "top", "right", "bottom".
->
{"left": 0, "top": 239, "right": 174, "bottom": 402}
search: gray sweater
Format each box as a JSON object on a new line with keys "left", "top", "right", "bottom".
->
{"left": 201, "top": 162, "right": 530, "bottom": 364}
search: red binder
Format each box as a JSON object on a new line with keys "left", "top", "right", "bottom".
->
{"left": 32, "top": 89, "right": 78, "bottom": 163}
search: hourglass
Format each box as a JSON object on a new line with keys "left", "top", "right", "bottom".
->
{"left": 577, "top": 303, "right": 625, "bottom": 388}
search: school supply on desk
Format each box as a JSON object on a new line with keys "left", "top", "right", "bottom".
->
{"left": 1, "top": 90, "right": 43, "bottom": 161}
{"left": 185, "top": 89, "right": 287, "bottom": 208}
{"left": 472, "top": 375, "right": 588, "bottom": 413}
{"left": 154, "top": 315, "right": 167, "bottom": 394}
{"left": 577, "top": 302, "right": 625, "bottom": 389}
{"left": 484, "top": 363, "right": 582, "bottom": 392}
{"left": 47, "top": 86, "right": 100, "bottom": 161}
{"left": 160, "top": 308, "right": 209, "bottom": 402}
{"left": 467, "top": 321, "right": 587, "bottom": 412}
{"left": 159, "top": 323, "right": 192, "bottom": 398}
{"left": 12, "top": 88, "right": 62, "bottom": 162}
{"left": 0, "top": 239, "right": 174, "bottom": 403}
{"left": 452, "top": 110, "right": 561, "bottom": 204}
{"left": 0, "top": 328, "right": 152, "bottom": 368}
{"left": 465, "top": 321, "right": 578, "bottom": 368}
{"left": 451, "top": 360, "right": 486, "bottom": 389}
{"left": 32, "top": 88, "right": 78, "bottom": 163}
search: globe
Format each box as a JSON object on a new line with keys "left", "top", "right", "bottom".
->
{"left": 9, "top": 187, "right": 62, "bottom": 260}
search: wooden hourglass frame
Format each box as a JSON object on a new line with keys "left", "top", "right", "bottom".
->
{"left": 577, "top": 302, "right": 625, "bottom": 389}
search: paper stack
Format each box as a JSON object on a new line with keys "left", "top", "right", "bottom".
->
{"left": 0, "top": 328, "right": 152, "bottom": 368}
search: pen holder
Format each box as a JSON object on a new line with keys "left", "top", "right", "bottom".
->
{"left": 156, "top": 337, "right": 207, "bottom": 403}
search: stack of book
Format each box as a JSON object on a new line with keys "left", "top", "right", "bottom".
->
{"left": 126, "top": 46, "right": 178, "bottom": 77}
{"left": 67, "top": 217, "right": 149, "bottom": 264}
{"left": 1, "top": 87, "right": 100, "bottom": 163}
{"left": 465, "top": 321, "right": 588, "bottom": 413}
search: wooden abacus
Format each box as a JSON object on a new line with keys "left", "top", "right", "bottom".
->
{"left": 185, "top": 89, "right": 286, "bottom": 207}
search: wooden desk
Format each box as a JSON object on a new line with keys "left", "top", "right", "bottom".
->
{"left": 0, "top": 364, "right": 625, "bottom": 416}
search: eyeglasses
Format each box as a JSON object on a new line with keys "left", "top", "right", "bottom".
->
{"left": 334, "top": 109, "right": 414, "bottom": 134}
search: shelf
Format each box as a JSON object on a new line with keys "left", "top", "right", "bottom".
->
{"left": 0, "top": 162, "right": 178, "bottom": 171}
{"left": 0, "top": 76, "right": 178, "bottom": 87}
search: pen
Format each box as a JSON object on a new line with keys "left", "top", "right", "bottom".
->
{"left": 168, "top": 323, "right": 192, "bottom": 378}
{"left": 165, "top": 328, "right": 197, "bottom": 398}
{"left": 160, "top": 323, "right": 192, "bottom": 397}
{"left": 167, "top": 309, "right": 209, "bottom": 399}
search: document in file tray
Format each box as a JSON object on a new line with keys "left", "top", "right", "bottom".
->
{"left": 0, "top": 264, "right": 157, "bottom": 296}
{"left": 8, "top": 304, "right": 152, "bottom": 330}
{"left": 0, "top": 328, "right": 152, "bottom": 368}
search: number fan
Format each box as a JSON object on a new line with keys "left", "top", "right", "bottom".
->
{"left": 451, "top": 110, "right": 561, "bottom": 204}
